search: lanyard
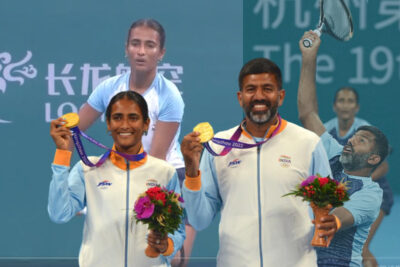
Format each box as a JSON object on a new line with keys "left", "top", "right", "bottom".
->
{"left": 70, "top": 126, "right": 146, "bottom": 167}
{"left": 204, "top": 115, "right": 282, "bottom": 157}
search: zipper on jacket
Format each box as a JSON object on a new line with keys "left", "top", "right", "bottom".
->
{"left": 257, "top": 146, "right": 263, "bottom": 267}
{"left": 124, "top": 160, "right": 130, "bottom": 267}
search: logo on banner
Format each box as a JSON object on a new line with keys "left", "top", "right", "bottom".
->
{"left": 1, "top": 49, "right": 184, "bottom": 125}
{"left": 0, "top": 51, "right": 37, "bottom": 123}
{"left": 42, "top": 62, "right": 183, "bottom": 123}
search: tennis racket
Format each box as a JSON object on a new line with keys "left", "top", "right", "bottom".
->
{"left": 303, "top": 0, "right": 354, "bottom": 48}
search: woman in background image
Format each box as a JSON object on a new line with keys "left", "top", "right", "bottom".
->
{"left": 75, "top": 18, "right": 195, "bottom": 267}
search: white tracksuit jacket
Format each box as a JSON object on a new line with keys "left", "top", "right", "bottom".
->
{"left": 183, "top": 120, "right": 332, "bottom": 267}
{"left": 48, "top": 150, "right": 185, "bottom": 267}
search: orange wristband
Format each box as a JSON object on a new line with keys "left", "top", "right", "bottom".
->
{"left": 333, "top": 215, "right": 341, "bottom": 230}
{"left": 162, "top": 238, "right": 174, "bottom": 256}
{"left": 53, "top": 149, "right": 72, "bottom": 166}
{"left": 184, "top": 171, "right": 201, "bottom": 191}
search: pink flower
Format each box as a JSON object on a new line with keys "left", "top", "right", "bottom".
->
{"left": 301, "top": 175, "right": 318, "bottom": 187}
{"left": 134, "top": 196, "right": 154, "bottom": 219}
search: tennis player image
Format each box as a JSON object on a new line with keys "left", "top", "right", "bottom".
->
{"left": 323, "top": 86, "right": 393, "bottom": 267}
{"left": 298, "top": 30, "right": 390, "bottom": 267}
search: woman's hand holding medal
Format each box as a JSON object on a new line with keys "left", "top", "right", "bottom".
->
{"left": 50, "top": 113, "right": 80, "bottom": 150}
{"left": 181, "top": 122, "right": 214, "bottom": 177}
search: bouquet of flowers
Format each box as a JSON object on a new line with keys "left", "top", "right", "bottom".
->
{"left": 283, "top": 174, "right": 349, "bottom": 247}
{"left": 133, "top": 186, "right": 184, "bottom": 257}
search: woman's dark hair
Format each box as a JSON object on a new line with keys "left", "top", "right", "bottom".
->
{"left": 106, "top": 91, "right": 149, "bottom": 122}
{"left": 126, "top": 18, "right": 166, "bottom": 49}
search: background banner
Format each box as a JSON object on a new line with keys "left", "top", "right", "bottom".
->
{"left": 0, "top": 0, "right": 398, "bottom": 264}
{"left": 0, "top": 0, "right": 242, "bottom": 257}
{"left": 244, "top": 0, "right": 399, "bottom": 194}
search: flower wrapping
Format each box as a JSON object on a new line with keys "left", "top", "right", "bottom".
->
{"left": 133, "top": 186, "right": 184, "bottom": 236}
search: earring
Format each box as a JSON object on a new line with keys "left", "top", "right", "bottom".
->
{"left": 143, "top": 130, "right": 148, "bottom": 136}
{"left": 107, "top": 129, "right": 111, "bottom": 135}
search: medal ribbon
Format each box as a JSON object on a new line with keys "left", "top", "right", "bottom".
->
{"left": 70, "top": 126, "right": 146, "bottom": 167}
{"left": 204, "top": 115, "right": 282, "bottom": 157}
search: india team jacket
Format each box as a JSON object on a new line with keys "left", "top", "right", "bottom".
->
{"left": 48, "top": 149, "right": 185, "bottom": 267}
{"left": 183, "top": 119, "right": 332, "bottom": 267}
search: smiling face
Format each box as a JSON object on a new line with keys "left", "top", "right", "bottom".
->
{"left": 237, "top": 73, "right": 285, "bottom": 126}
{"left": 125, "top": 25, "right": 165, "bottom": 73}
{"left": 340, "top": 130, "right": 380, "bottom": 171}
{"left": 106, "top": 98, "right": 149, "bottom": 154}
{"left": 333, "top": 89, "right": 359, "bottom": 121}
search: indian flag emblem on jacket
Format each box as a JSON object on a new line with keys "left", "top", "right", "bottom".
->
{"left": 146, "top": 179, "right": 158, "bottom": 188}
{"left": 278, "top": 155, "right": 291, "bottom": 168}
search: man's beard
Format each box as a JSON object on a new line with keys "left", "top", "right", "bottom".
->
{"left": 340, "top": 151, "right": 372, "bottom": 171}
{"left": 244, "top": 100, "right": 279, "bottom": 125}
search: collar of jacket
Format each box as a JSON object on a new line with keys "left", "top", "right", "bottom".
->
{"left": 109, "top": 145, "right": 148, "bottom": 170}
{"left": 240, "top": 117, "right": 287, "bottom": 140}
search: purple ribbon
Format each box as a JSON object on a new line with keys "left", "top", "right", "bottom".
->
{"left": 70, "top": 126, "right": 146, "bottom": 167}
{"left": 204, "top": 115, "right": 282, "bottom": 157}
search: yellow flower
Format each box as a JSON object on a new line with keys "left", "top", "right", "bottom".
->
{"left": 157, "top": 215, "right": 165, "bottom": 226}
{"left": 170, "top": 193, "right": 181, "bottom": 205}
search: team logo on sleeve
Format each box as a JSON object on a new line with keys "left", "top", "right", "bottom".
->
{"left": 97, "top": 180, "right": 112, "bottom": 189}
{"left": 278, "top": 155, "right": 291, "bottom": 168}
{"left": 228, "top": 158, "right": 241, "bottom": 168}
{"left": 146, "top": 179, "right": 159, "bottom": 188}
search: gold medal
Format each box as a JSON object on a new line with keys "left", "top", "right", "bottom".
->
{"left": 193, "top": 122, "right": 214, "bottom": 143}
{"left": 62, "top": 113, "right": 80, "bottom": 128}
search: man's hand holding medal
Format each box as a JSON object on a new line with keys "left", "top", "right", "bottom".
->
{"left": 181, "top": 122, "right": 214, "bottom": 177}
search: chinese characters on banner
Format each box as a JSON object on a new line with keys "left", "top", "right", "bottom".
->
{"left": 43, "top": 62, "right": 184, "bottom": 122}
{"left": 249, "top": 0, "right": 400, "bottom": 85}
